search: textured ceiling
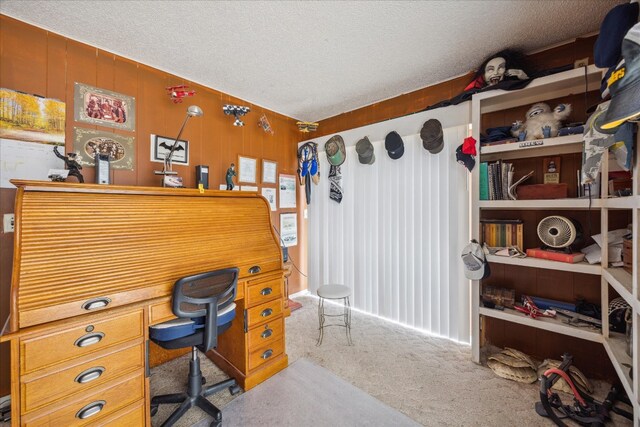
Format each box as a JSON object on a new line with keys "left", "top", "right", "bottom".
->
{"left": 1, "top": 1, "right": 622, "bottom": 121}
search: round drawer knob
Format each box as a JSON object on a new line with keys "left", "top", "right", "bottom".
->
{"left": 261, "top": 349, "right": 273, "bottom": 359}
{"left": 261, "top": 328, "right": 273, "bottom": 339}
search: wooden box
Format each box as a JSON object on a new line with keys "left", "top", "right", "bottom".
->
{"left": 517, "top": 183, "right": 568, "bottom": 200}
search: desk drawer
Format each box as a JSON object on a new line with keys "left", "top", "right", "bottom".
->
{"left": 248, "top": 338, "right": 284, "bottom": 371}
{"left": 88, "top": 400, "right": 145, "bottom": 427}
{"left": 21, "top": 310, "right": 143, "bottom": 374}
{"left": 246, "top": 278, "right": 282, "bottom": 308}
{"left": 24, "top": 371, "right": 144, "bottom": 426}
{"left": 246, "top": 299, "right": 282, "bottom": 328}
{"left": 247, "top": 317, "right": 284, "bottom": 350}
{"left": 22, "top": 342, "right": 144, "bottom": 414}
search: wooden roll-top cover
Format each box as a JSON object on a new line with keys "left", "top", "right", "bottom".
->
{"left": 10, "top": 180, "right": 283, "bottom": 330}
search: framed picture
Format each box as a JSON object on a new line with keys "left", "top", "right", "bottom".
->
{"left": 74, "top": 82, "right": 136, "bottom": 132}
{"left": 238, "top": 155, "right": 257, "bottom": 183}
{"left": 151, "top": 134, "right": 189, "bottom": 166}
{"left": 261, "top": 187, "right": 277, "bottom": 211}
{"left": 280, "top": 213, "right": 298, "bottom": 247}
{"left": 262, "top": 159, "right": 277, "bottom": 184}
{"left": 73, "top": 127, "right": 135, "bottom": 170}
{"left": 279, "top": 174, "right": 296, "bottom": 209}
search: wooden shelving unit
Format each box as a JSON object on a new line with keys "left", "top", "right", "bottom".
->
{"left": 470, "top": 65, "right": 639, "bottom": 418}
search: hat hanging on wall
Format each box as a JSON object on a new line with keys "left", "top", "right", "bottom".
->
{"left": 420, "top": 119, "right": 444, "bottom": 154}
{"left": 456, "top": 144, "right": 475, "bottom": 172}
{"left": 384, "top": 131, "right": 404, "bottom": 159}
{"left": 325, "top": 135, "right": 346, "bottom": 166}
{"left": 355, "top": 137, "right": 375, "bottom": 165}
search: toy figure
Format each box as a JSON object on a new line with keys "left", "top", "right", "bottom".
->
{"left": 510, "top": 103, "right": 572, "bottom": 141}
{"left": 225, "top": 163, "right": 236, "bottom": 190}
{"left": 53, "top": 146, "right": 84, "bottom": 183}
{"left": 465, "top": 49, "right": 530, "bottom": 91}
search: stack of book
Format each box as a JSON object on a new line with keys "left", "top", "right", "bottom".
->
{"left": 480, "top": 161, "right": 514, "bottom": 200}
{"left": 526, "top": 248, "right": 585, "bottom": 264}
{"left": 481, "top": 219, "right": 523, "bottom": 250}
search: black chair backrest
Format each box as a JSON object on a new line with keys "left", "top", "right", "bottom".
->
{"left": 172, "top": 267, "right": 239, "bottom": 352}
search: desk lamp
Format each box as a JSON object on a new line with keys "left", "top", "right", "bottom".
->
{"left": 155, "top": 105, "right": 203, "bottom": 187}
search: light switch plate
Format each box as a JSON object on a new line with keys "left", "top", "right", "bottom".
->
{"left": 3, "top": 213, "right": 14, "bottom": 233}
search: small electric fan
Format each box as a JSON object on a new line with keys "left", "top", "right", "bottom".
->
{"left": 537, "top": 216, "right": 582, "bottom": 254}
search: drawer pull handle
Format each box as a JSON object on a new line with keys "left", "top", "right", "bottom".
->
{"left": 260, "top": 287, "right": 272, "bottom": 296}
{"left": 260, "top": 308, "right": 273, "bottom": 317}
{"left": 81, "top": 297, "right": 111, "bottom": 311}
{"left": 261, "top": 349, "right": 273, "bottom": 359}
{"left": 74, "top": 367, "right": 105, "bottom": 384}
{"left": 76, "top": 400, "right": 106, "bottom": 419}
{"left": 74, "top": 332, "right": 105, "bottom": 348}
{"left": 261, "top": 328, "right": 273, "bottom": 339}
{"left": 249, "top": 265, "right": 261, "bottom": 274}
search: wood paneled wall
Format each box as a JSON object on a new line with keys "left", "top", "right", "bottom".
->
{"left": 311, "top": 35, "right": 598, "bottom": 138}
{"left": 0, "top": 15, "right": 307, "bottom": 396}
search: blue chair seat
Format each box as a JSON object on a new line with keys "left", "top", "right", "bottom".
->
{"left": 150, "top": 302, "right": 236, "bottom": 345}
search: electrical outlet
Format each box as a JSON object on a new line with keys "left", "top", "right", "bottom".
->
{"left": 3, "top": 213, "right": 14, "bottom": 233}
{"left": 574, "top": 57, "right": 589, "bottom": 69}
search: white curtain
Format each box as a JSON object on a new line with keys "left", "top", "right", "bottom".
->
{"left": 307, "top": 127, "right": 470, "bottom": 343}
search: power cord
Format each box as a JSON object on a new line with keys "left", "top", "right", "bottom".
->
{"left": 272, "top": 225, "right": 308, "bottom": 278}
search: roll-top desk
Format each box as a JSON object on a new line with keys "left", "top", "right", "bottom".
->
{"left": 1, "top": 180, "right": 289, "bottom": 426}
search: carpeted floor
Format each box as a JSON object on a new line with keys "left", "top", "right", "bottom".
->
{"left": 150, "top": 295, "right": 632, "bottom": 426}
{"left": 219, "top": 358, "right": 420, "bottom": 427}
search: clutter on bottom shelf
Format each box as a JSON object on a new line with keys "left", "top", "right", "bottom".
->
{"left": 536, "top": 353, "right": 634, "bottom": 425}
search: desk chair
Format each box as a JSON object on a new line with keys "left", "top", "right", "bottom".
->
{"left": 149, "top": 268, "right": 242, "bottom": 427}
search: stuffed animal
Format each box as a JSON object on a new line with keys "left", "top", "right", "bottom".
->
{"left": 510, "top": 103, "right": 572, "bottom": 141}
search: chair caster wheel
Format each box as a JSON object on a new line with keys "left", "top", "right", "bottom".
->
{"left": 210, "top": 421, "right": 221, "bottom": 427}
{"left": 229, "top": 384, "right": 241, "bottom": 395}
{"left": 202, "top": 376, "right": 207, "bottom": 385}
{"left": 150, "top": 404, "right": 158, "bottom": 417}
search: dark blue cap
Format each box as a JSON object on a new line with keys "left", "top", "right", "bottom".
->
{"left": 594, "top": 2, "right": 639, "bottom": 68}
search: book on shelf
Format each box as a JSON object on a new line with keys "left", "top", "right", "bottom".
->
{"left": 480, "top": 162, "right": 489, "bottom": 200}
{"left": 484, "top": 160, "right": 514, "bottom": 200}
{"left": 526, "top": 247, "right": 585, "bottom": 264}
{"left": 481, "top": 219, "right": 523, "bottom": 250}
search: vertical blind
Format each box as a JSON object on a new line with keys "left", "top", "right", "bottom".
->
{"left": 307, "top": 127, "right": 470, "bottom": 343}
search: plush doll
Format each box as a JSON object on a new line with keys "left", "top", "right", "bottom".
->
{"left": 510, "top": 103, "right": 572, "bottom": 141}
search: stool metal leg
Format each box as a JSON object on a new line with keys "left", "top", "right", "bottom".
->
{"left": 316, "top": 297, "right": 325, "bottom": 346}
{"left": 345, "top": 296, "right": 353, "bottom": 346}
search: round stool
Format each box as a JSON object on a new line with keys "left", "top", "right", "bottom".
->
{"left": 316, "top": 284, "right": 353, "bottom": 346}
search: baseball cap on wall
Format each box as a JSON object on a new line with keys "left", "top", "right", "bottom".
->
{"left": 456, "top": 145, "right": 475, "bottom": 172}
{"left": 325, "top": 135, "right": 346, "bottom": 166}
{"left": 598, "top": 23, "right": 640, "bottom": 130}
{"left": 461, "top": 240, "right": 490, "bottom": 280}
{"left": 384, "top": 131, "right": 404, "bottom": 160}
{"left": 420, "top": 119, "right": 444, "bottom": 154}
{"left": 355, "top": 136, "right": 375, "bottom": 165}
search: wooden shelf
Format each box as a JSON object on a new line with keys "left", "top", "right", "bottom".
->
{"left": 603, "top": 268, "right": 638, "bottom": 311}
{"left": 478, "top": 198, "right": 603, "bottom": 210}
{"left": 603, "top": 333, "right": 634, "bottom": 405}
{"left": 486, "top": 254, "right": 600, "bottom": 275}
{"left": 602, "top": 196, "right": 640, "bottom": 209}
{"left": 474, "top": 65, "right": 602, "bottom": 114}
{"left": 480, "top": 134, "right": 583, "bottom": 161}
{"left": 479, "top": 306, "right": 603, "bottom": 343}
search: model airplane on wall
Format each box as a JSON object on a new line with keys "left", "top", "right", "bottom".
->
{"left": 297, "top": 121, "right": 319, "bottom": 132}
{"left": 166, "top": 85, "right": 196, "bottom": 103}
